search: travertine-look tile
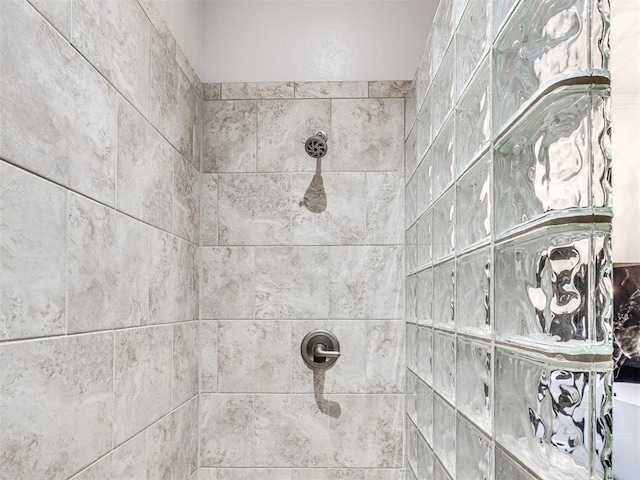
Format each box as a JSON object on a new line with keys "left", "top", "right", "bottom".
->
{"left": 200, "top": 394, "right": 254, "bottom": 467}
{"left": 221, "top": 82, "right": 295, "bottom": 99}
{"left": 366, "top": 321, "right": 405, "bottom": 393}
{"left": 146, "top": 414, "right": 173, "bottom": 480}
{"left": 201, "top": 174, "right": 219, "bottom": 246}
{"left": 117, "top": 98, "right": 173, "bottom": 232}
{"left": 368, "top": 81, "right": 412, "bottom": 98}
{"left": 217, "top": 469, "right": 292, "bottom": 480}
{"left": 0, "top": 163, "right": 66, "bottom": 341}
{"left": 219, "top": 173, "right": 291, "bottom": 245}
{"left": 328, "top": 395, "right": 403, "bottom": 467}
{"left": 218, "top": 321, "right": 291, "bottom": 393}
{"left": 366, "top": 172, "right": 404, "bottom": 244}
{"left": 68, "top": 455, "right": 111, "bottom": 480}
{"left": 28, "top": 0, "right": 71, "bottom": 38}
{"left": 201, "top": 247, "right": 256, "bottom": 319}
{"left": 328, "top": 99, "right": 404, "bottom": 172}
{"left": 295, "top": 81, "right": 368, "bottom": 99}
{"left": 255, "top": 247, "right": 330, "bottom": 318}
{"left": 174, "top": 154, "right": 200, "bottom": 243}
{"left": 257, "top": 99, "right": 331, "bottom": 172}
{"left": 67, "top": 194, "right": 149, "bottom": 333}
{"left": 198, "top": 468, "right": 218, "bottom": 480}
{"left": 173, "top": 322, "right": 199, "bottom": 406}
{"left": 203, "top": 83, "right": 221, "bottom": 100}
{"left": 0, "top": 0, "right": 117, "bottom": 206}
{"left": 172, "top": 397, "right": 199, "bottom": 479}
{"left": 254, "top": 395, "right": 329, "bottom": 467}
{"left": 200, "top": 321, "right": 218, "bottom": 392}
{"left": 110, "top": 432, "right": 147, "bottom": 480}
{"left": 291, "top": 172, "right": 366, "bottom": 245}
{"left": 0, "top": 334, "right": 113, "bottom": 479}
{"left": 203, "top": 100, "right": 257, "bottom": 173}
{"left": 114, "top": 326, "right": 173, "bottom": 445}
{"left": 71, "top": 0, "right": 150, "bottom": 114}
{"left": 329, "top": 246, "right": 404, "bottom": 319}
{"left": 137, "top": 0, "right": 174, "bottom": 51}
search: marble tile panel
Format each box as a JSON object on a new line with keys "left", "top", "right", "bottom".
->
{"left": 0, "top": 0, "right": 117, "bottom": 206}
{"left": 257, "top": 99, "right": 331, "bottom": 172}
{"left": 254, "top": 395, "right": 328, "bottom": 467}
{"left": 201, "top": 247, "right": 255, "bottom": 319}
{"left": 366, "top": 321, "right": 405, "bottom": 393}
{"left": 27, "top": 0, "right": 71, "bottom": 38}
{"left": 200, "top": 320, "right": 218, "bottom": 392}
{"left": 174, "top": 154, "right": 200, "bottom": 243}
{"left": 368, "top": 81, "right": 412, "bottom": 98}
{"left": 71, "top": 0, "right": 150, "bottom": 114}
{"left": 219, "top": 173, "right": 291, "bottom": 245}
{"left": 255, "top": 247, "right": 330, "bottom": 318}
{"left": 201, "top": 174, "right": 219, "bottom": 246}
{"left": 328, "top": 395, "right": 403, "bottom": 467}
{"left": 0, "top": 163, "right": 66, "bottom": 341}
{"left": 366, "top": 172, "right": 404, "bottom": 244}
{"left": 222, "top": 82, "right": 295, "bottom": 99}
{"left": 218, "top": 320, "right": 291, "bottom": 393}
{"left": 295, "top": 81, "right": 368, "bottom": 99}
{"left": 173, "top": 322, "right": 199, "bottom": 406}
{"left": 328, "top": 98, "right": 404, "bottom": 172}
{"left": 203, "top": 100, "right": 257, "bottom": 172}
{"left": 116, "top": 98, "right": 173, "bottom": 231}
{"left": 200, "top": 394, "right": 254, "bottom": 467}
{"left": 291, "top": 172, "right": 366, "bottom": 245}
{"left": 113, "top": 325, "right": 173, "bottom": 445}
{"left": 0, "top": 333, "right": 113, "bottom": 479}
{"left": 203, "top": 83, "right": 221, "bottom": 100}
{"left": 329, "top": 246, "right": 403, "bottom": 319}
{"left": 67, "top": 194, "right": 149, "bottom": 333}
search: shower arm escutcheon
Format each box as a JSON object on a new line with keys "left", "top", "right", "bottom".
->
{"left": 301, "top": 329, "right": 341, "bottom": 369}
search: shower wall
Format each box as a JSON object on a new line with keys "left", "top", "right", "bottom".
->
{"left": 0, "top": 0, "right": 201, "bottom": 478}
{"left": 405, "top": 0, "right": 612, "bottom": 479}
{"left": 198, "top": 81, "right": 407, "bottom": 479}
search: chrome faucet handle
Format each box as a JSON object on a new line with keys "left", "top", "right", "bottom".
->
{"left": 314, "top": 344, "right": 341, "bottom": 359}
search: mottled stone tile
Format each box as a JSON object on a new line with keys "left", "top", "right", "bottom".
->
{"left": 117, "top": 98, "right": 173, "bottom": 231}
{"left": 201, "top": 174, "right": 219, "bottom": 246}
{"left": 200, "top": 394, "right": 254, "bottom": 467}
{"left": 327, "top": 469, "right": 366, "bottom": 479}
{"left": 114, "top": 326, "right": 172, "bottom": 445}
{"left": 295, "top": 81, "right": 368, "bottom": 99}
{"left": 149, "top": 230, "right": 198, "bottom": 325}
{"left": 0, "top": 0, "right": 117, "bottom": 205}
{"left": 217, "top": 469, "right": 293, "bottom": 480}
{"left": 203, "top": 100, "right": 257, "bottom": 173}
{"left": 110, "top": 432, "right": 147, "bottom": 480}
{"left": 221, "top": 82, "right": 295, "bottom": 99}
{"left": 146, "top": 413, "right": 173, "bottom": 480}
{"left": 27, "top": 0, "right": 71, "bottom": 38}
{"left": 201, "top": 247, "right": 255, "bottom": 319}
{"left": 0, "top": 334, "right": 113, "bottom": 479}
{"left": 257, "top": 99, "right": 331, "bottom": 172}
{"left": 329, "top": 246, "right": 404, "bottom": 319}
{"left": 0, "top": 163, "right": 66, "bottom": 341}
{"left": 174, "top": 154, "right": 200, "bottom": 243}
{"left": 203, "top": 83, "right": 221, "bottom": 100}
{"left": 198, "top": 468, "right": 218, "bottom": 480}
{"left": 254, "top": 395, "right": 328, "bottom": 467}
{"left": 200, "top": 321, "right": 218, "bottom": 392}
{"left": 219, "top": 173, "right": 291, "bottom": 245}
{"left": 328, "top": 99, "right": 404, "bottom": 172}
{"left": 368, "top": 81, "right": 412, "bottom": 98}
{"left": 67, "top": 194, "right": 148, "bottom": 333}
{"left": 255, "top": 247, "right": 329, "bottom": 318}
{"left": 366, "top": 321, "right": 404, "bottom": 393}
{"left": 176, "top": 44, "right": 200, "bottom": 93}
{"left": 71, "top": 0, "right": 150, "bottom": 114}
{"left": 291, "top": 172, "right": 366, "bottom": 245}
{"left": 366, "top": 172, "right": 404, "bottom": 244}
{"left": 68, "top": 455, "right": 111, "bottom": 480}
{"left": 173, "top": 322, "right": 199, "bottom": 407}
{"left": 218, "top": 321, "right": 291, "bottom": 393}
{"left": 172, "top": 397, "right": 199, "bottom": 480}
{"left": 137, "top": 0, "right": 174, "bottom": 52}
{"left": 328, "top": 395, "right": 403, "bottom": 467}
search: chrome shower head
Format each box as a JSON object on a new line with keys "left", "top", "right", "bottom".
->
{"left": 304, "top": 131, "right": 328, "bottom": 158}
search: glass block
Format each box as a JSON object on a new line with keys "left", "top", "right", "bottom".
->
{"left": 433, "top": 332, "right": 456, "bottom": 404}
{"left": 406, "top": 223, "right": 417, "bottom": 272}
{"left": 431, "top": 45, "right": 455, "bottom": 143}
{"left": 456, "top": 338, "right": 492, "bottom": 434}
{"left": 432, "top": 188, "right": 455, "bottom": 262}
{"left": 494, "top": 84, "right": 611, "bottom": 236}
{"left": 495, "top": 348, "right": 607, "bottom": 479}
{"left": 417, "top": 380, "right": 434, "bottom": 443}
{"left": 407, "top": 370, "right": 418, "bottom": 423}
{"left": 494, "top": 223, "right": 612, "bottom": 354}
{"left": 456, "top": 246, "right": 491, "bottom": 336}
{"left": 405, "top": 125, "right": 417, "bottom": 185}
{"left": 416, "top": 148, "right": 432, "bottom": 215}
{"left": 493, "top": 0, "right": 608, "bottom": 132}
{"left": 406, "top": 273, "right": 418, "bottom": 323}
{"left": 455, "top": 153, "right": 491, "bottom": 251}
{"left": 455, "top": 0, "right": 490, "bottom": 99}
{"left": 593, "top": 370, "right": 612, "bottom": 480}
{"left": 433, "top": 394, "right": 456, "bottom": 476}
{"left": 591, "top": 89, "right": 612, "bottom": 214}
{"left": 405, "top": 78, "right": 417, "bottom": 139}
{"left": 405, "top": 174, "right": 417, "bottom": 228}
{"left": 593, "top": 228, "right": 612, "bottom": 344}
{"left": 455, "top": 59, "right": 490, "bottom": 174}
{"left": 417, "top": 432, "right": 434, "bottom": 480}
{"left": 408, "top": 418, "right": 419, "bottom": 472}
{"left": 416, "top": 268, "right": 433, "bottom": 325}
{"left": 456, "top": 416, "right": 493, "bottom": 480}
{"left": 495, "top": 449, "right": 536, "bottom": 480}
{"left": 416, "top": 39, "right": 432, "bottom": 112}
{"left": 590, "top": 0, "right": 610, "bottom": 72}
{"left": 417, "top": 100, "right": 431, "bottom": 162}
{"left": 407, "top": 323, "right": 418, "bottom": 372}
{"left": 432, "top": 113, "right": 455, "bottom": 199}
{"left": 417, "top": 326, "right": 433, "bottom": 385}
{"left": 433, "top": 260, "right": 455, "bottom": 328}
{"left": 417, "top": 209, "right": 432, "bottom": 269}
{"left": 492, "top": 0, "right": 520, "bottom": 39}
{"left": 432, "top": 0, "right": 454, "bottom": 73}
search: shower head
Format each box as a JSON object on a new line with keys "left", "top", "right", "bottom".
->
{"left": 304, "top": 131, "right": 328, "bottom": 158}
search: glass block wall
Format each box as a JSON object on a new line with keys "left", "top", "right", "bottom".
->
{"left": 404, "top": 0, "right": 612, "bottom": 479}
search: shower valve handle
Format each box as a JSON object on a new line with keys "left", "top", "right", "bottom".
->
{"left": 314, "top": 344, "right": 341, "bottom": 358}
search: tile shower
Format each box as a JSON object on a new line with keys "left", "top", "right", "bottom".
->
{"left": 0, "top": 1, "right": 615, "bottom": 480}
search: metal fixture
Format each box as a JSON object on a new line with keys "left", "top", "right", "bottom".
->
{"left": 304, "top": 131, "right": 328, "bottom": 158}
{"left": 300, "top": 329, "right": 341, "bottom": 369}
